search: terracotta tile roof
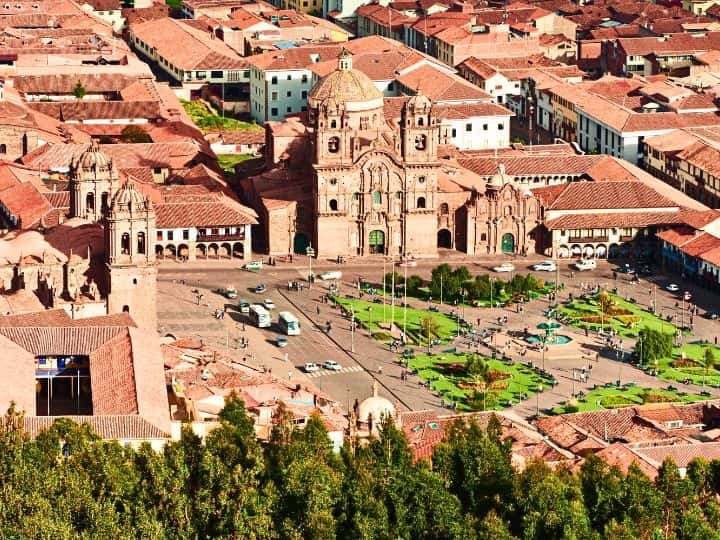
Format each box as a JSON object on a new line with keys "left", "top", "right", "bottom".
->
{"left": 0, "top": 182, "right": 52, "bottom": 228}
{"left": 545, "top": 211, "right": 684, "bottom": 230}
{"left": 90, "top": 331, "right": 138, "bottom": 416}
{"left": 14, "top": 74, "right": 142, "bottom": 95}
{"left": 28, "top": 101, "right": 162, "bottom": 122}
{"left": 155, "top": 195, "right": 258, "bottom": 229}
{"left": 43, "top": 191, "right": 70, "bottom": 209}
{"left": 396, "top": 64, "right": 492, "bottom": 102}
{"left": 635, "top": 442, "right": 720, "bottom": 468}
{"left": 679, "top": 208, "right": 720, "bottom": 229}
{"left": 130, "top": 18, "right": 247, "bottom": 71}
{"left": 644, "top": 129, "right": 700, "bottom": 153}
{"left": 617, "top": 32, "right": 720, "bottom": 57}
{"left": 24, "top": 415, "right": 168, "bottom": 440}
{"left": 247, "top": 43, "right": 343, "bottom": 70}
{"left": 676, "top": 232, "right": 720, "bottom": 257}
{"left": 656, "top": 226, "right": 698, "bottom": 247}
{"left": 456, "top": 153, "right": 609, "bottom": 177}
{"left": 535, "top": 180, "right": 677, "bottom": 211}
{"left": 356, "top": 3, "right": 416, "bottom": 29}
{"left": 0, "top": 326, "right": 125, "bottom": 356}
{"left": 595, "top": 442, "right": 659, "bottom": 479}
{"left": 218, "top": 130, "right": 265, "bottom": 145}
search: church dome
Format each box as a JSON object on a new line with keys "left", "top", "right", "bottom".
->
{"left": 111, "top": 181, "right": 147, "bottom": 211}
{"left": 308, "top": 49, "right": 383, "bottom": 112}
{"left": 357, "top": 381, "right": 395, "bottom": 425}
{"left": 77, "top": 141, "right": 111, "bottom": 171}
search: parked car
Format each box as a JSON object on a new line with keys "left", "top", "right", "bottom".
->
{"left": 666, "top": 283, "right": 679, "bottom": 292}
{"left": 303, "top": 363, "right": 320, "bottom": 373}
{"left": 238, "top": 299, "right": 250, "bottom": 313}
{"left": 532, "top": 260, "right": 557, "bottom": 272}
{"left": 399, "top": 259, "right": 417, "bottom": 267}
{"left": 323, "top": 360, "right": 342, "bottom": 371}
{"left": 617, "top": 264, "right": 636, "bottom": 274}
{"left": 574, "top": 259, "right": 596, "bottom": 271}
{"left": 221, "top": 286, "right": 237, "bottom": 299}
{"left": 318, "top": 271, "right": 342, "bottom": 280}
{"left": 704, "top": 312, "right": 719, "bottom": 320}
{"left": 244, "top": 261, "right": 262, "bottom": 271}
{"left": 263, "top": 299, "right": 276, "bottom": 310}
{"left": 255, "top": 284, "right": 266, "bottom": 294}
{"left": 277, "top": 335, "right": 288, "bottom": 348}
{"left": 492, "top": 262, "right": 515, "bottom": 273}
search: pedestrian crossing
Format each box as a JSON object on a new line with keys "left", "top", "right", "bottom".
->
{"left": 305, "top": 365, "right": 363, "bottom": 378}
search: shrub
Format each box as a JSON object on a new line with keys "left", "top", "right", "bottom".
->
{"left": 614, "top": 315, "right": 641, "bottom": 327}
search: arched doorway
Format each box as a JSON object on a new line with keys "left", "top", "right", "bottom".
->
{"left": 233, "top": 242, "right": 244, "bottom": 258}
{"left": 293, "top": 232, "right": 309, "bottom": 254}
{"left": 178, "top": 244, "right": 189, "bottom": 261}
{"left": 368, "top": 230, "right": 385, "bottom": 254}
{"left": 501, "top": 233, "right": 515, "bottom": 254}
{"left": 155, "top": 245, "right": 164, "bottom": 259}
{"left": 557, "top": 245, "right": 570, "bottom": 258}
{"left": 196, "top": 244, "right": 207, "bottom": 259}
{"left": 437, "top": 228, "right": 452, "bottom": 248}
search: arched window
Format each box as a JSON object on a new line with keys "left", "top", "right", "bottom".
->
{"left": 328, "top": 136, "right": 339, "bottom": 153}
{"left": 330, "top": 120, "right": 337, "bottom": 128}
{"left": 440, "top": 202, "right": 449, "bottom": 215}
{"left": 137, "top": 232, "right": 146, "bottom": 254}
{"left": 0, "top": 144, "right": 6, "bottom": 154}
{"left": 414, "top": 134, "right": 426, "bottom": 150}
{"left": 101, "top": 192, "right": 109, "bottom": 212}
{"left": 121, "top": 233, "right": 130, "bottom": 255}
{"left": 481, "top": 233, "right": 487, "bottom": 241}
{"left": 418, "top": 175, "right": 426, "bottom": 184}
{"left": 418, "top": 117, "right": 424, "bottom": 126}
{"left": 329, "top": 199, "right": 338, "bottom": 211}
{"left": 504, "top": 206, "right": 512, "bottom": 216}
{"left": 329, "top": 178, "right": 338, "bottom": 186}
{"left": 417, "top": 196, "right": 426, "bottom": 209}
{"left": 86, "top": 192, "right": 95, "bottom": 212}
{"left": 373, "top": 191, "right": 382, "bottom": 205}
{"left": 122, "top": 305, "right": 130, "bottom": 313}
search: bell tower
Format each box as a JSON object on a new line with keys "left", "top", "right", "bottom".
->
{"left": 69, "top": 141, "right": 119, "bottom": 222}
{"left": 104, "top": 181, "right": 157, "bottom": 330}
{"left": 401, "top": 91, "right": 437, "bottom": 162}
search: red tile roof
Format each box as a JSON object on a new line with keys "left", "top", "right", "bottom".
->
{"left": 535, "top": 181, "right": 677, "bottom": 211}
{"left": 545, "top": 211, "right": 684, "bottom": 230}
{"left": 0, "top": 182, "right": 52, "bottom": 228}
{"left": 155, "top": 195, "right": 258, "bottom": 229}
{"left": 24, "top": 415, "right": 168, "bottom": 440}
{"left": 396, "top": 64, "right": 492, "bottom": 102}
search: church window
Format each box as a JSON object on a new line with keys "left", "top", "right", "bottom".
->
{"left": 504, "top": 206, "right": 512, "bottom": 216}
{"left": 353, "top": 192, "right": 360, "bottom": 200}
{"left": 133, "top": 279, "right": 137, "bottom": 285}
{"left": 328, "top": 136, "right": 340, "bottom": 153}
{"left": 121, "top": 233, "right": 130, "bottom": 255}
{"left": 373, "top": 191, "right": 382, "bottom": 205}
{"left": 360, "top": 117, "right": 369, "bottom": 130}
{"left": 329, "top": 178, "right": 338, "bottom": 186}
{"left": 418, "top": 117, "right": 424, "bottom": 126}
{"left": 122, "top": 305, "right": 129, "bottom": 313}
{"left": 101, "top": 192, "right": 109, "bottom": 212}
{"left": 417, "top": 197, "right": 426, "bottom": 209}
{"left": 481, "top": 233, "right": 487, "bottom": 241}
{"left": 414, "top": 134, "right": 426, "bottom": 150}
{"left": 86, "top": 192, "right": 95, "bottom": 212}
{"left": 440, "top": 202, "right": 449, "bottom": 215}
{"left": 418, "top": 175, "right": 426, "bottom": 184}
{"left": 330, "top": 120, "right": 337, "bottom": 128}
{"left": 395, "top": 191, "right": 402, "bottom": 199}
{"left": 137, "top": 232, "right": 146, "bottom": 254}
{"left": 0, "top": 144, "right": 6, "bottom": 154}
{"left": 329, "top": 199, "right": 338, "bottom": 211}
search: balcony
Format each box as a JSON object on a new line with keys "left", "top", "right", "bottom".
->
{"left": 196, "top": 232, "right": 245, "bottom": 243}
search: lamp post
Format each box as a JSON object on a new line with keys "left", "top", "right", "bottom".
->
{"left": 350, "top": 305, "right": 355, "bottom": 353}
{"left": 536, "top": 384, "right": 542, "bottom": 418}
{"left": 403, "top": 262, "right": 408, "bottom": 340}
{"left": 306, "top": 245, "right": 315, "bottom": 282}
{"left": 541, "top": 335, "right": 547, "bottom": 371}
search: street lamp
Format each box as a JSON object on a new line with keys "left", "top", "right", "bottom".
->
{"left": 541, "top": 335, "right": 547, "bottom": 371}
{"left": 536, "top": 384, "right": 542, "bottom": 418}
{"left": 350, "top": 305, "right": 355, "bottom": 353}
{"left": 306, "top": 245, "right": 315, "bottom": 282}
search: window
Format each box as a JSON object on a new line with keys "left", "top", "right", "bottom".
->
{"left": 395, "top": 191, "right": 402, "bottom": 199}
{"left": 121, "top": 233, "right": 130, "bottom": 255}
{"left": 153, "top": 167, "right": 162, "bottom": 174}
{"left": 388, "top": 82, "right": 394, "bottom": 91}
{"left": 329, "top": 199, "right": 338, "bottom": 211}
{"left": 183, "top": 230, "right": 189, "bottom": 240}
{"left": 353, "top": 192, "right": 360, "bottom": 200}
{"left": 451, "top": 128, "right": 457, "bottom": 137}
{"left": 271, "top": 76, "right": 277, "bottom": 84}
{"left": 330, "top": 120, "right": 337, "bottom": 128}
{"left": 271, "top": 91, "right": 278, "bottom": 101}
{"left": 418, "top": 117, "right": 424, "bottom": 126}
{"left": 481, "top": 233, "right": 487, "bottom": 241}
{"left": 328, "top": 136, "right": 340, "bottom": 153}
{"left": 414, "top": 134, "right": 426, "bottom": 150}
{"left": 137, "top": 232, "right": 146, "bottom": 254}
{"left": 271, "top": 107, "right": 278, "bottom": 116}
{"left": 498, "top": 123, "right": 504, "bottom": 130}
{"left": 156, "top": 231, "right": 163, "bottom": 241}
{"left": 286, "top": 106, "right": 291, "bottom": 113}
{"left": 302, "top": 74, "right": 308, "bottom": 83}
{"left": 483, "top": 124, "right": 488, "bottom": 131}
{"left": 211, "top": 70, "right": 223, "bottom": 78}
{"left": 286, "top": 74, "right": 292, "bottom": 80}
{"left": 417, "top": 196, "right": 426, "bottom": 209}
{"left": 373, "top": 191, "right": 382, "bottom": 205}
{"left": 418, "top": 176, "right": 426, "bottom": 184}
{"left": 440, "top": 202, "right": 449, "bottom": 215}
{"left": 0, "top": 144, "right": 7, "bottom": 154}
{"left": 302, "top": 90, "right": 307, "bottom": 98}
{"left": 167, "top": 231, "right": 174, "bottom": 241}
{"left": 466, "top": 123, "right": 472, "bottom": 132}
{"left": 329, "top": 178, "right": 338, "bottom": 185}
{"left": 196, "top": 71, "right": 206, "bottom": 79}
{"left": 86, "top": 192, "right": 95, "bottom": 212}
{"left": 286, "top": 91, "right": 292, "bottom": 97}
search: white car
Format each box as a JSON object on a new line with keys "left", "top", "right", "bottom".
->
{"left": 666, "top": 284, "right": 679, "bottom": 292}
{"left": 532, "top": 260, "right": 557, "bottom": 272}
{"left": 303, "top": 363, "right": 320, "bottom": 373}
{"left": 574, "top": 259, "right": 596, "bottom": 271}
{"left": 318, "top": 271, "right": 342, "bottom": 280}
{"left": 684, "top": 291, "right": 692, "bottom": 301}
{"left": 399, "top": 260, "right": 417, "bottom": 267}
{"left": 263, "top": 299, "right": 275, "bottom": 310}
{"left": 323, "top": 360, "right": 342, "bottom": 371}
{"left": 238, "top": 299, "right": 250, "bottom": 313}
{"left": 492, "top": 263, "right": 515, "bottom": 273}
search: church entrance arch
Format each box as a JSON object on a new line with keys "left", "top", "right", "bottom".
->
{"left": 501, "top": 233, "right": 515, "bottom": 254}
{"left": 368, "top": 230, "right": 385, "bottom": 254}
{"left": 437, "top": 228, "right": 452, "bottom": 248}
{"left": 293, "top": 233, "right": 309, "bottom": 254}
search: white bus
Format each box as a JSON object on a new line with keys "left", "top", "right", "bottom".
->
{"left": 249, "top": 305, "right": 272, "bottom": 328}
{"left": 278, "top": 311, "right": 301, "bottom": 335}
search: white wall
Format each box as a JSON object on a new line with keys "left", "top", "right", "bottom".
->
{"left": 444, "top": 115, "right": 511, "bottom": 150}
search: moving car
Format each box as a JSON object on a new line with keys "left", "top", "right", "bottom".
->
{"left": 704, "top": 312, "right": 719, "bottom": 320}
{"left": 238, "top": 299, "right": 250, "bottom": 313}
{"left": 323, "top": 360, "right": 342, "bottom": 371}
{"left": 244, "top": 261, "right": 262, "bottom": 271}
{"left": 492, "top": 263, "right": 515, "bottom": 273}
{"left": 318, "top": 271, "right": 342, "bottom": 280}
{"left": 303, "top": 363, "right": 320, "bottom": 373}
{"left": 276, "top": 335, "right": 288, "bottom": 348}
{"left": 255, "top": 284, "right": 266, "bottom": 293}
{"left": 616, "top": 264, "right": 636, "bottom": 274}
{"left": 222, "top": 286, "right": 237, "bottom": 299}
{"left": 399, "top": 259, "right": 417, "bottom": 267}
{"left": 532, "top": 260, "right": 557, "bottom": 272}
{"left": 574, "top": 259, "right": 596, "bottom": 271}
{"left": 666, "top": 284, "right": 679, "bottom": 292}
{"left": 263, "top": 299, "right": 276, "bottom": 310}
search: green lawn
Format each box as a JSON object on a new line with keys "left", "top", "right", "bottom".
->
{"left": 552, "top": 385, "right": 713, "bottom": 415}
{"left": 408, "top": 353, "right": 555, "bottom": 412}
{"left": 217, "top": 154, "right": 256, "bottom": 175}
{"left": 649, "top": 342, "right": 720, "bottom": 387}
{"left": 165, "top": 0, "right": 182, "bottom": 6}
{"left": 181, "top": 100, "right": 261, "bottom": 132}
{"left": 559, "top": 293, "right": 678, "bottom": 338}
{"left": 335, "top": 297, "right": 458, "bottom": 344}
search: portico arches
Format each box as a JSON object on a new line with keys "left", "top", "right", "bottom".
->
{"left": 368, "top": 229, "right": 385, "bottom": 254}
{"left": 557, "top": 245, "right": 570, "bottom": 258}
{"left": 196, "top": 244, "right": 207, "bottom": 259}
{"left": 220, "top": 243, "right": 231, "bottom": 258}
{"left": 437, "top": 228, "right": 452, "bottom": 248}
{"left": 233, "top": 242, "right": 245, "bottom": 258}
{"left": 178, "top": 244, "right": 190, "bottom": 260}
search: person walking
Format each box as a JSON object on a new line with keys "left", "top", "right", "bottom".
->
{"left": 378, "top": 365, "right": 383, "bottom": 375}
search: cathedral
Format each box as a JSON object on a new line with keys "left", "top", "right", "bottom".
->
{"left": 0, "top": 142, "right": 158, "bottom": 329}
{"left": 243, "top": 49, "right": 542, "bottom": 259}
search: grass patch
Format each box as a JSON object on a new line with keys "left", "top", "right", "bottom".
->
{"left": 165, "top": 0, "right": 182, "bottom": 6}
{"left": 408, "top": 353, "right": 554, "bottom": 412}
{"left": 217, "top": 154, "right": 256, "bottom": 175}
{"left": 552, "top": 385, "right": 712, "bottom": 414}
{"left": 181, "top": 100, "right": 261, "bottom": 132}
{"left": 650, "top": 342, "right": 720, "bottom": 387}
{"left": 559, "top": 293, "right": 678, "bottom": 338}
{"left": 336, "top": 297, "right": 458, "bottom": 344}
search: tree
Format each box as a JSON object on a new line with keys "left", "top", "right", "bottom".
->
{"left": 73, "top": 80, "right": 86, "bottom": 100}
{"left": 420, "top": 315, "right": 439, "bottom": 353}
{"left": 579, "top": 455, "right": 624, "bottom": 532}
{"left": 120, "top": 125, "right": 152, "bottom": 143}
{"left": 702, "top": 347, "right": 717, "bottom": 387}
{"left": 598, "top": 290, "right": 614, "bottom": 314}
{"left": 405, "top": 274, "right": 423, "bottom": 295}
{"left": 637, "top": 327, "right": 673, "bottom": 364}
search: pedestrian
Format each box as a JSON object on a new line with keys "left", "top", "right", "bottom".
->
{"left": 316, "top": 305, "right": 320, "bottom": 315}
{"left": 378, "top": 365, "right": 383, "bottom": 375}
{"left": 288, "top": 371, "right": 292, "bottom": 380}
{"left": 284, "top": 352, "right": 289, "bottom": 362}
